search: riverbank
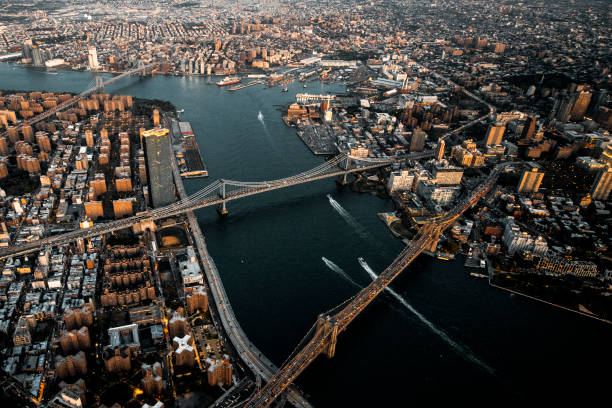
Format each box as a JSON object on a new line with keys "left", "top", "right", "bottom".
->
{"left": 2, "top": 63, "right": 611, "bottom": 407}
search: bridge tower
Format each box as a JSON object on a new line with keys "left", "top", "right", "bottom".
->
{"left": 95, "top": 76, "right": 104, "bottom": 92}
{"left": 316, "top": 315, "right": 339, "bottom": 358}
{"left": 425, "top": 225, "right": 441, "bottom": 253}
{"left": 137, "top": 60, "right": 146, "bottom": 77}
{"left": 217, "top": 182, "right": 229, "bottom": 217}
{"left": 336, "top": 154, "right": 351, "bottom": 187}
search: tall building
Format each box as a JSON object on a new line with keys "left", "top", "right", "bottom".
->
{"left": 387, "top": 170, "right": 414, "bottom": 192}
{"left": 556, "top": 95, "right": 575, "bottom": 123}
{"left": 570, "top": 91, "right": 592, "bottom": 121}
{"left": 87, "top": 47, "right": 99, "bottom": 69}
{"left": 587, "top": 89, "right": 608, "bottom": 116}
{"left": 206, "top": 355, "right": 233, "bottom": 387}
{"left": 591, "top": 167, "right": 612, "bottom": 201}
{"left": 484, "top": 123, "right": 505, "bottom": 146}
{"left": 32, "top": 47, "right": 49, "bottom": 67}
{"left": 521, "top": 116, "right": 537, "bottom": 140}
{"left": 436, "top": 139, "right": 445, "bottom": 161}
{"left": 410, "top": 129, "right": 427, "bottom": 152}
{"left": 431, "top": 165, "right": 464, "bottom": 186}
{"left": 21, "top": 40, "right": 33, "bottom": 61}
{"left": 143, "top": 128, "right": 175, "bottom": 208}
{"left": 517, "top": 164, "right": 545, "bottom": 193}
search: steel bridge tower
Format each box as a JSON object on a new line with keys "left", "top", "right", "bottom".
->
{"left": 217, "top": 182, "right": 229, "bottom": 216}
{"left": 316, "top": 315, "right": 339, "bottom": 358}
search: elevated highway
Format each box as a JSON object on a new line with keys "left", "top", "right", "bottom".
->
{"left": 167, "top": 122, "right": 312, "bottom": 407}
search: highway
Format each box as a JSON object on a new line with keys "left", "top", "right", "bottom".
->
{"left": 168, "top": 123, "right": 312, "bottom": 408}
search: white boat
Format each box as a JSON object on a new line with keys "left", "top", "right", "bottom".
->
{"left": 357, "top": 257, "right": 368, "bottom": 269}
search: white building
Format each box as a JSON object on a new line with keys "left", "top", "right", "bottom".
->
{"left": 417, "top": 181, "right": 459, "bottom": 206}
{"left": 87, "top": 47, "right": 99, "bottom": 69}
{"left": 503, "top": 217, "right": 548, "bottom": 255}
{"left": 387, "top": 170, "right": 414, "bottom": 192}
{"left": 180, "top": 247, "right": 203, "bottom": 286}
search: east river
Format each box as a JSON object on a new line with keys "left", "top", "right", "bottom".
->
{"left": 2, "top": 63, "right": 611, "bottom": 406}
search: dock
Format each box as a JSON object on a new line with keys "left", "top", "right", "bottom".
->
{"left": 296, "top": 123, "right": 338, "bottom": 155}
{"left": 178, "top": 122, "right": 208, "bottom": 178}
{"left": 228, "top": 79, "right": 265, "bottom": 91}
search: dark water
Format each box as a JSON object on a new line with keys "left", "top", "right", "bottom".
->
{"left": 2, "top": 63, "right": 611, "bottom": 406}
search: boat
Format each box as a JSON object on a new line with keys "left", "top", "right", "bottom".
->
{"left": 282, "top": 87, "right": 288, "bottom": 92}
{"left": 357, "top": 257, "right": 368, "bottom": 270}
{"left": 177, "top": 109, "right": 185, "bottom": 113}
{"left": 470, "top": 272, "right": 488, "bottom": 279}
{"left": 436, "top": 251, "right": 455, "bottom": 260}
{"left": 303, "top": 84, "right": 307, "bottom": 88}
{"left": 217, "top": 76, "right": 241, "bottom": 86}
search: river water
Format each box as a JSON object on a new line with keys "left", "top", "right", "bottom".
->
{"left": 2, "top": 63, "right": 611, "bottom": 406}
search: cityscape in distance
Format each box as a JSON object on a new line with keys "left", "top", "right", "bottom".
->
{"left": 0, "top": 0, "right": 611, "bottom": 407}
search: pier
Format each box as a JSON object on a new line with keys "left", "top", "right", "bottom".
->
{"left": 178, "top": 121, "right": 208, "bottom": 177}
{"left": 229, "top": 79, "right": 265, "bottom": 91}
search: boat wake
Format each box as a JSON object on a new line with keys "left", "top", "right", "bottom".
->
{"left": 358, "top": 257, "right": 495, "bottom": 375}
{"left": 327, "top": 194, "right": 368, "bottom": 239}
{"left": 322, "top": 257, "right": 361, "bottom": 289}
{"left": 256, "top": 110, "right": 288, "bottom": 164}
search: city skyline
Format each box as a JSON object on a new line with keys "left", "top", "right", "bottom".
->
{"left": 0, "top": 1, "right": 610, "bottom": 408}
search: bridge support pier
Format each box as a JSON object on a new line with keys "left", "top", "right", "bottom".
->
{"left": 335, "top": 173, "right": 348, "bottom": 187}
{"left": 316, "top": 315, "right": 339, "bottom": 358}
{"left": 217, "top": 183, "right": 229, "bottom": 217}
{"left": 217, "top": 202, "right": 229, "bottom": 217}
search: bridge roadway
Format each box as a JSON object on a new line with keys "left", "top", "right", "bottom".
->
{"left": 0, "top": 151, "right": 434, "bottom": 260}
{"left": 2, "top": 62, "right": 158, "bottom": 134}
{"left": 166, "top": 121, "right": 312, "bottom": 408}
{"left": 244, "top": 166, "right": 503, "bottom": 408}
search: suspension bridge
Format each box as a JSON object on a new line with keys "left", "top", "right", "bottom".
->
{"left": 242, "top": 165, "right": 503, "bottom": 408}
{"left": 0, "top": 151, "right": 436, "bottom": 260}
{"left": 2, "top": 61, "right": 157, "bottom": 134}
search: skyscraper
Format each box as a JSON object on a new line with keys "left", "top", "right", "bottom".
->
{"left": 436, "top": 139, "right": 445, "bottom": 161}
{"left": 485, "top": 123, "right": 505, "bottom": 146}
{"left": 570, "top": 91, "right": 592, "bottom": 121}
{"left": 517, "top": 164, "right": 545, "bottom": 193}
{"left": 591, "top": 167, "right": 612, "bottom": 201}
{"left": 143, "top": 128, "right": 175, "bottom": 208}
{"left": 587, "top": 89, "right": 608, "bottom": 117}
{"left": 521, "top": 116, "right": 537, "bottom": 140}
{"left": 32, "top": 47, "right": 50, "bottom": 67}
{"left": 21, "top": 40, "right": 33, "bottom": 61}
{"left": 88, "top": 47, "right": 99, "bottom": 69}
{"left": 410, "top": 129, "right": 427, "bottom": 152}
{"left": 556, "top": 95, "right": 575, "bottom": 123}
